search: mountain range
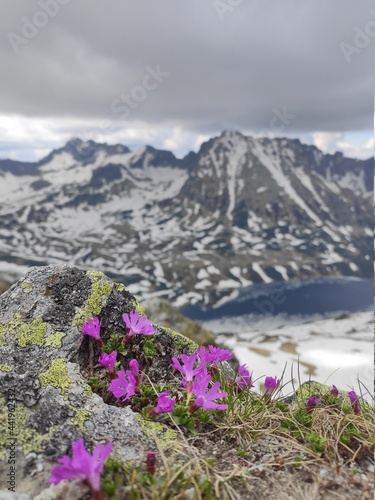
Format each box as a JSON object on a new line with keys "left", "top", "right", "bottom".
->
{"left": 0, "top": 131, "right": 372, "bottom": 307}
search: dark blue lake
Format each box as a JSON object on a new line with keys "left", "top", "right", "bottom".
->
{"left": 180, "top": 277, "right": 374, "bottom": 322}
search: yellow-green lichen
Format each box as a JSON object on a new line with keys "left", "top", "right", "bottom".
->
{"left": 138, "top": 416, "right": 179, "bottom": 452}
{"left": 295, "top": 381, "right": 334, "bottom": 401}
{"left": 69, "top": 406, "right": 91, "bottom": 431}
{"left": 83, "top": 384, "right": 93, "bottom": 398}
{"left": 44, "top": 331, "right": 66, "bottom": 348}
{"left": 72, "top": 273, "right": 113, "bottom": 329}
{"left": 163, "top": 327, "right": 198, "bottom": 352}
{"left": 38, "top": 358, "right": 71, "bottom": 396}
{"left": 20, "top": 282, "right": 32, "bottom": 289}
{"left": 0, "top": 397, "right": 56, "bottom": 456}
{"left": 86, "top": 270, "right": 106, "bottom": 280}
{"left": 115, "top": 282, "right": 126, "bottom": 292}
{"left": 0, "top": 313, "right": 47, "bottom": 347}
{"left": 0, "top": 364, "right": 12, "bottom": 372}
{"left": 72, "top": 371, "right": 92, "bottom": 397}
{"left": 131, "top": 299, "right": 145, "bottom": 316}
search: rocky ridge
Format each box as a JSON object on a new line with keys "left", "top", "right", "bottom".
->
{"left": 0, "top": 131, "right": 372, "bottom": 307}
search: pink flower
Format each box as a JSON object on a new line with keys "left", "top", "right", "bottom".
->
{"left": 82, "top": 317, "right": 103, "bottom": 347}
{"left": 49, "top": 438, "right": 112, "bottom": 497}
{"left": 196, "top": 346, "right": 214, "bottom": 366}
{"left": 348, "top": 390, "right": 358, "bottom": 404}
{"left": 129, "top": 359, "right": 140, "bottom": 389}
{"left": 98, "top": 351, "right": 117, "bottom": 374}
{"left": 207, "top": 345, "right": 233, "bottom": 366}
{"left": 330, "top": 385, "right": 338, "bottom": 397}
{"left": 236, "top": 364, "right": 254, "bottom": 390}
{"left": 108, "top": 370, "right": 136, "bottom": 402}
{"left": 171, "top": 353, "right": 203, "bottom": 392}
{"left": 148, "top": 391, "right": 176, "bottom": 417}
{"left": 146, "top": 451, "right": 156, "bottom": 475}
{"left": 264, "top": 376, "right": 280, "bottom": 395}
{"left": 129, "top": 359, "right": 139, "bottom": 377}
{"left": 190, "top": 370, "right": 227, "bottom": 412}
{"left": 348, "top": 390, "right": 360, "bottom": 414}
{"left": 122, "top": 311, "right": 155, "bottom": 343}
{"left": 306, "top": 395, "right": 318, "bottom": 413}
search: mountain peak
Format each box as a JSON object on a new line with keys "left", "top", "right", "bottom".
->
{"left": 219, "top": 130, "right": 245, "bottom": 140}
{"left": 130, "top": 145, "right": 180, "bottom": 169}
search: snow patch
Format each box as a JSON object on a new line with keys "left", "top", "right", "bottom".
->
{"left": 252, "top": 262, "right": 273, "bottom": 283}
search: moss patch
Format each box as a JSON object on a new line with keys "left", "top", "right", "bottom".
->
{"left": 44, "top": 331, "right": 66, "bottom": 348}
{"left": 0, "top": 364, "right": 12, "bottom": 372}
{"left": 162, "top": 327, "right": 198, "bottom": 352}
{"left": 38, "top": 358, "right": 71, "bottom": 396}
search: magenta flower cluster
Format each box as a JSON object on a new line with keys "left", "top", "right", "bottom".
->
{"left": 82, "top": 317, "right": 104, "bottom": 347}
{"left": 171, "top": 352, "right": 203, "bottom": 393}
{"left": 148, "top": 391, "right": 176, "bottom": 417}
{"left": 191, "top": 368, "right": 227, "bottom": 411}
{"left": 171, "top": 346, "right": 232, "bottom": 413}
{"left": 49, "top": 438, "right": 112, "bottom": 499}
{"left": 264, "top": 376, "right": 280, "bottom": 395}
{"left": 122, "top": 311, "right": 155, "bottom": 343}
{"left": 50, "top": 311, "right": 157, "bottom": 496}
{"left": 58, "top": 305, "right": 361, "bottom": 498}
{"left": 108, "top": 358, "right": 140, "bottom": 401}
{"left": 108, "top": 369, "right": 137, "bottom": 401}
{"left": 236, "top": 364, "right": 254, "bottom": 390}
{"left": 98, "top": 351, "right": 117, "bottom": 374}
{"left": 82, "top": 311, "right": 155, "bottom": 347}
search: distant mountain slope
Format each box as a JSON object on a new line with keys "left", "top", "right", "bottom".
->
{"left": 0, "top": 131, "right": 372, "bottom": 307}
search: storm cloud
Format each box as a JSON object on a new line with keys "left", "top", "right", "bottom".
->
{"left": 0, "top": 0, "right": 373, "bottom": 159}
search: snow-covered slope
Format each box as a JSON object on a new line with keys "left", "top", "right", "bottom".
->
{"left": 0, "top": 131, "right": 372, "bottom": 307}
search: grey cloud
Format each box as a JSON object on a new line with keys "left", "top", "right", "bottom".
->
{"left": 0, "top": 0, "right": 373, "bottom": 135}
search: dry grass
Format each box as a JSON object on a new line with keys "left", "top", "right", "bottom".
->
{"left": 101, "top": 371, "right": 374, "bottom": 499}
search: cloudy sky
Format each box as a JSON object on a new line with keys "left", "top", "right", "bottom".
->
{"left": 1, "top": 0, "right": 374, "bottom": 161}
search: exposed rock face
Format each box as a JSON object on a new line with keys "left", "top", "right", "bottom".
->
{"left": 0, "top": 265, "right": 197, "bottom": 498}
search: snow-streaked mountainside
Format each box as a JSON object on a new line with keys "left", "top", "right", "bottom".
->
{"left": 0, "top": 131, "right": 372, "bottom": 307}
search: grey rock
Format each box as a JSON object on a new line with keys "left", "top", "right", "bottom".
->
{"left": 0, "top": 264, "right": 197, "bottom": 497}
